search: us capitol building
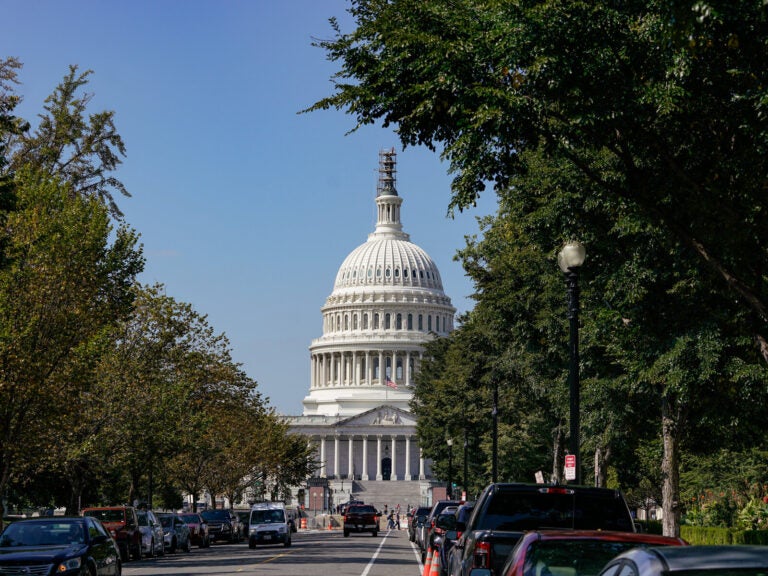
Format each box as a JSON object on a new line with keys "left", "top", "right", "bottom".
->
{"left": 286, "top": 149, "right": 456, "bottom": 511}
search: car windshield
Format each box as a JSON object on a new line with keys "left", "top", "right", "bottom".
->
{"left": 251, "top": 510, "right": 285, "bottom": 524}
{"left": 201, "top": 510, "right": 229, "bottom": 521}
{"left": 83, "top": 509, "right": 124, "bottom": 523}
{"left": 522, "top": 540, "right": 669, "bottom": 576}
{"left": 0, "top": 521, "right": 84, "bottom": 547}
{"left": 348, "top": 506, "right": 376, "bottom": 514}
{"left": 480, "top": 492, "right": 633, "bottom": 532}
{"left": 137, "top": 512, "right": 149, "bottom": 526}
{"left": 179, "top": 514, "right": 199, "bottom": 524}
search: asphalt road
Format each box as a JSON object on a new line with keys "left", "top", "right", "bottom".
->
{"left": 123, "top": 527, "right": 425, "bottom": 576}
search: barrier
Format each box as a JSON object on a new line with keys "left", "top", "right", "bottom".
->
{"left": 300, "top": 518, "right": 307, "bottom": 530}
{"left": 429, "top": 550, "right": 441, "bottom": 576}
{"left": 422, "top": 546, "right": 433, "bottom": 576}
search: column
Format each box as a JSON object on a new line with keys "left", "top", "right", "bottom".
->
{"left": 419, "top": 447, "right": 425, "bottom": 480}
{"left": 376, "top": 435, "right": 383, "bottom": 481}
{"left": 405, "top": 435, "right": 412, "bottom": 480}
{"left": 391, "top": 435, "right": 397, "bottom": 481}
{"left": 348, "top": 435, "right": 354, "bottom": 478}
{"left": 405, "top": 351, "right": 411, "bottom": 386}
{"left": 320, "top": 436, "right": 327, "bottom": 478}
{"left": 379, "top": 351, "right": 384, "bottom": 384}
{"left": 366, "top": 352, "right": 372, "bottom": 385}
{"left": 362, "top": 435, "right": 369, "bottom": 480}
{"left": 334, "top": 435, "right": 340, "bottom": 478}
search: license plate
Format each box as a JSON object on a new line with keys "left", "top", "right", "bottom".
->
{"left": 263, "top": 535, "right": 271, "bottom": 541}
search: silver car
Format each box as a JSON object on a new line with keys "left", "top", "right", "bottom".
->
{"left": 157, "top": 513, "right": 191, "bottom": 553}
{"left": 137, "top": 510, "right": 165, "bottom": 558}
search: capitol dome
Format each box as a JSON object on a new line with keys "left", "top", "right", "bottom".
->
{"left": 302, "top": 149, "right": 456, "bottom": 417}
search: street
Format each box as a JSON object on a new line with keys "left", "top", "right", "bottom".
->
{"left": 123, "top": 527, "right": 424, "bottom": 576}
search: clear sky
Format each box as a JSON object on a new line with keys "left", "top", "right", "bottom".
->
{"left": 3, "top": 0, "right": 497, "bottom": 415}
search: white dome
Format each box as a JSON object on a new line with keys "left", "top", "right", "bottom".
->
{"left": 302, "top": 149, "right": 455, "bottom": 418}
{"left": 334, "top": 237, "right": 443, "bottom": 292}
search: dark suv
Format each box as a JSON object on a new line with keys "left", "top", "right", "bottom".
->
{"left": 201, "top": 508, "right": 242, "bottom": 543}
{"left": 343, "top": 504, "right": 381, "bottom": 537}
{"left": 82, "top": 505, "right": 141, "bottom": 561}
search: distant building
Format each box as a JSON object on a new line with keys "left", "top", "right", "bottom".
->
{"left": 287, "top": 149, "right": 455, "bottom": 510}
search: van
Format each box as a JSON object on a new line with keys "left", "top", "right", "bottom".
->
{"left": 248, "top": 502, "right": 291, "bottom": 548}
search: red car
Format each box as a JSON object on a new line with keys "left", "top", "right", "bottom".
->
{"left": 469, "top": 530, "right": 687, "bottom": 576}
{"left": 82, "top": 505, "right": 142, "bottom": 562}
{"left": 179, "top": 512, "right": 210, "bottom": 548}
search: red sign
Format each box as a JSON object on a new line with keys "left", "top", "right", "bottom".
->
{"left": 564, "top": 455, "right": 576, "bottom": 481}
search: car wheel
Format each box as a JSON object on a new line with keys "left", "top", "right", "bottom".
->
{"left": 131, "top": 542, "right": 141, "bottom": 561}
{"left": 170, "top": 537, "right": 177, "bottom": 554}
{"left": 344, "top": 530, "right": 350, "bottom": 537}
{"left": 119, "top": 544, "right": 129, "bottom": 563}
{"left": 372, "top": 529, "right": 378, "bottom": 537}
{"left": 283, "top": 538, "right": 291, "bottom": 548}
{"left": 115, "top": 559, "right": 122, "bottom": 576}
{"left": 249, "top": 538, "right": 256, "bottom": 549}
{"left": 183, "top": 537, "right": 190, "bottom": 552}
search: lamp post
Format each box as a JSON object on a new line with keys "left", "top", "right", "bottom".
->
{"left": 492, "top": 379, "right": 498, "bottom": 483}
{"left": 463, "top": 428, "right": 469, "bottom": 498}
{"left": 447, "top": 438, "right": 454, "bottom": 498}
{"left": 558, "top": 241, "right": 586, "bottom": 485}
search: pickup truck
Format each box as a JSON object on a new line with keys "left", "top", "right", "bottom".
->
{"left": 445, "top": 483, "right": 636, "bottom": 576}
{"left": 343, "top": 504, "right": 381, "bottom": 537}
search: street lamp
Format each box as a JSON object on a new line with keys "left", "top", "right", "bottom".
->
{"left": 463, "top": 428, "right": 469, "bottom": 498}
{"left": 447, "top": 438, "right": 454, "bottom": 498}
{"left": 558, "top": 241, "right": 586, "bottom": 485}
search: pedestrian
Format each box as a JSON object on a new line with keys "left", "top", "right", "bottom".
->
{"left": 395, "top": 511, "right": 401, "bottom": 530}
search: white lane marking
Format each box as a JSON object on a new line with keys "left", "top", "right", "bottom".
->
{"left": 360, "top": 529, "right": 392, "bottom": 576}
{"left": 411, "top": 539, "right": 425, "bottom": 575}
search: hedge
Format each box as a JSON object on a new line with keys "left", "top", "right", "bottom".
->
{"left": 680, "top": 526, "right": 768, "bottom": 545}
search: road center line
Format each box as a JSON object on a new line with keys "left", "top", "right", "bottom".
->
{"left": 360, "top": 529, "right": 391, "bottom": 576}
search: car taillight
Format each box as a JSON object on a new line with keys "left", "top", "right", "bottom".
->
{"left": 538, "top": 487, "right": 574, "bottom": 495}
{"left": 473, "top": 541, "right": 492, "bottom": 568}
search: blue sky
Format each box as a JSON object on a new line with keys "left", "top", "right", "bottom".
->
{"left": 3, "top": 0, "right": 497, "bottom": 414}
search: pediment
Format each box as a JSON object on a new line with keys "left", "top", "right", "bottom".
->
{"left": 337, "top": 405, "right": 416, "bottom": 428}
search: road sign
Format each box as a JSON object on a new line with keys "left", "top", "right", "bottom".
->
{"left": 564, "top": 455, "right": 576, "bottom": 481}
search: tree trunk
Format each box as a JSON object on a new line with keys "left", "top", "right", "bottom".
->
{"left": 661, "top": 394, "right": 681, "bottom": 537}
{"left": 552, "top": 426, "right": 564, "bottom": 484}
{"left": 594, "top": 445, "right": 611, "bottom": 488}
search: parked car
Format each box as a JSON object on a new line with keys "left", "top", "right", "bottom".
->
{"left": 157, "top": 512, "right": 191, "bottom": 553}
{"left": 343, "top": 504, "right": 381, "bottom": 537}
{"left": 438, "top": 502, "right": 475, "bottom": 576}
{"left": 409, "top": 506, "right": 431, "bottom": 543}
{"left": 82, "top": 505, "right": 141, "bottom": 562}
{"left": 179, "top": 512, "right": 210, "bottom": 548}
{"left": 467, "top": 530, "right": 686, "bottom": 576}
{"left": 234, "top": 509, "right": 250, "bottom": 540}
{"left": 248, "top": 502, "right": 292, "bottom": 548}
{"left": 421, "top": 500, "right": 465, "bottom": 560}
{"left": 0, "top": 516, "right": 121, "bottom": 575}
{"left": 597, "top": 545, "right": 768, "bottom": 576}
{"left": 447, "top": 484, "right": 636, "bottom": 576}
{"left": 136, "top": 510, "right": 164, "bottom": 558}
{"left": 201, "top": 508, "right": 242, "bottom": 543}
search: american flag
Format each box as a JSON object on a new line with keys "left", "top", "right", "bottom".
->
{"left": 385, "top": 378, "right": 398, "bottom": 389}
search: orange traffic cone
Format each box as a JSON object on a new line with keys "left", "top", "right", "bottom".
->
{"left": 422, "top": 546, "right": 433, "bottom": 576}
{"left": 429, "top": 549, "right": 441, "bottom": 576}
{"left": 327, "top": 519, "right": 333, "bottom": 530}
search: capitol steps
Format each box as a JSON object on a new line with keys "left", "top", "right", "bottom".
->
{"left": 349, "top": 479, "right": 429, "bottom": 512}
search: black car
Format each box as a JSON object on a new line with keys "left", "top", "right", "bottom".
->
{"left": 0, "top": 516, "right": 121, "bottom": 575}
{"left": 408, "top": 506, "right": 431, "bottom": 543}
{"left": 200, "top": 508, "right": 241, "bottom": 543}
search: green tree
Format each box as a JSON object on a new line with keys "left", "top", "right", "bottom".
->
{"left": 310, "top": 1, "right": 768, "bottom": 329}
{"left": 8, "top": 64, "right": 129, "bottom": 217}
{"left": 0, "top": 167, "right": 142, "bottom": 526}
